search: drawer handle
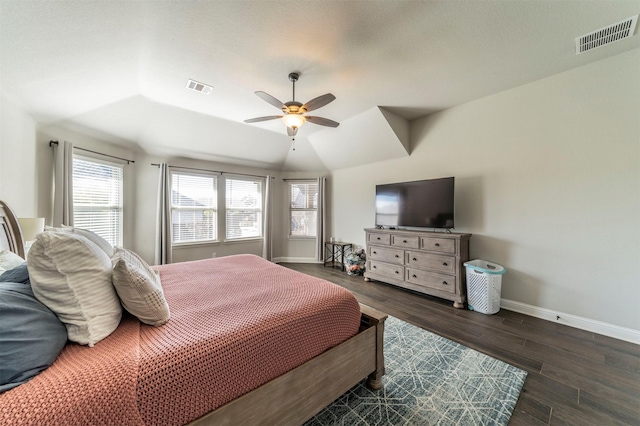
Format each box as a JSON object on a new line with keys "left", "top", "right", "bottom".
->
{"left": 377, "top": 237, "right": 381, "bottom": 240}
{"left": 395, "top": 270, "right": 400, "bottom": 274}
{"left": 403, "top": 240, "right": 407, "bottom": 243}
{"left": 395, "top": 254, "right": 399, "bottom": 258}
{"left": 373, "top": 251, "right": 377, "bottom": 254}
{"left": 442, "top": 281, "right": 448, "bottom": 285}
{"left": 412, "top": 274, "right": 417, "bottom": 278}
{"left": 443, "top": 262, "right": 448, "bottom": 266}
{"left": 435, "top": 243, "right": 440, "bottom": 247}
{"left": 373, "top": 265, "right": 377, "bottom": 269}
{"left": 412, "top": 257, "right": 417, "bottom": 261}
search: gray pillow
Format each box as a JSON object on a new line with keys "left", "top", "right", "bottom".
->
{"left": 0, "top": 280, "right": 67, "bottom": 393}
{"left": 0, "top": 262, "right": 30, "bottom": 284}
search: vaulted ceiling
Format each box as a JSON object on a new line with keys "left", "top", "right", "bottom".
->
{"left": 1, "top": 1, "right": 638, "bottom": 171}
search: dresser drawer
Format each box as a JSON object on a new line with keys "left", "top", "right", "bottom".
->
{"left": 406, "top": 268, "right": 456, "bottom": 294}
{"left": 368, "top": 245, "right": 404, "bottom": 265}
{"left": 368, "top": 260, "right": 404, "bottom": 280}
{"left": 364, "top": 228, "right": 470, "bottom": 308}
{"left": 406, "top": 251, "right": 456, "bottom": 274}
{"left": 368, "top": 232, "right": 391, "bottom": 245}
{"left": 420, "top": 237, "right": 456, "bottom": 254}
{"left": 391, "top": 235, "right": 419, "bottom": 249}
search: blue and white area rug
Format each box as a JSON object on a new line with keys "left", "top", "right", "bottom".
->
{"left": 305, "top": 316, "right": 527, "bottom": 426}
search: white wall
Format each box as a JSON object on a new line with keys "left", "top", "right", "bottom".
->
{"left": 0, "top": 95, "right": 37, "bottom": 216}
{"left": 331, "top": 49, "right": 640, "bottom": 332}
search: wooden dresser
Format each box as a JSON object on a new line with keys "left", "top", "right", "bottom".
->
{"left": 364, "top": 228, "right": 471, "bottom": 308}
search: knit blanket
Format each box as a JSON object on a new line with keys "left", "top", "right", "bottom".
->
{"left": 1, "top": 254, "right": 361, "bottom": 425}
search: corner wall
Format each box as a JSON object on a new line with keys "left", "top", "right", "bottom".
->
{"left": 0, "top": 95, "right": 37, "bottom": 216}
{"left": 330, "top": 49, "right": 640, "bottom": 333}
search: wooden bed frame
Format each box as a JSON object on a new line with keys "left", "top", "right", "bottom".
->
{"left": 0, "top": 200, "right": 25, "bottom": 259}
{"left": 0, "top": 199, "right": 387, "bottom": 425}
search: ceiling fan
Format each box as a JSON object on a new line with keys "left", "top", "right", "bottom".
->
{"left": 244, "top": 72, "right": 339, "bottom": 142}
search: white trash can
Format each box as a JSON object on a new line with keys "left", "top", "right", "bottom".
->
{"left": 464, "top": 259, "right": 506, "bottom": 315}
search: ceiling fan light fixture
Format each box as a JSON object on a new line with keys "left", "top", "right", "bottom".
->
{"left": 245, "top": 72, "right": 338, "bottom": 143}
{"left": 282, "top": 113, "right": 306, "bottom": 128}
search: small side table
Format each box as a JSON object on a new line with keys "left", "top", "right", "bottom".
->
{"left": 324, "top": 241, "right": 352, "bottom": 271}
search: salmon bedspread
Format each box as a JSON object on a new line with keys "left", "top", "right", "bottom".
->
{"left": 0, "top": 254, "right": 361, "bottom": 425}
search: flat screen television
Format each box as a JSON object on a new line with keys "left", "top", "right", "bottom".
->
{"left": 375, "top": 177, "right": 455, "bottom": 229}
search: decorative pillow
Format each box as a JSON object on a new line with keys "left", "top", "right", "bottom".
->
{"left": 0, "top": 280, "right": 67, "bottom": 393}
{"left": 0, "top": 250, "right": 25, "bottom": 275}
{"left": 111, "top": 247, "right": 170, "bottom": 326}
{"left": 45, "top": 225, "right": 115, "bottom": 257}
{"left": 28, "top": 231, "right": 122, "bottom": 346}
{"left": 0, "top": 262, "right": 30, "bottom": 284}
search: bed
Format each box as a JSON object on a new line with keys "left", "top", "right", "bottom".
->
{"left": 0, "top": 199, "right": 387, "bottom": 425}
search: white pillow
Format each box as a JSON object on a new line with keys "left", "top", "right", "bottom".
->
{"left": 46, "top": 225, "right": 115, "bottom": 257}
{"left": 27, "top": 231, "right": 122, "bottom": 346}
{"left": 111, "top": 247, "right": 170, "bottom": 326}
{"left": 0, "top": 250, "right": 25, "bottom": 274}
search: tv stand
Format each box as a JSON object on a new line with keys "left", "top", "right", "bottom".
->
{"left": 363, "top": 228, "right": 471, "bottom": 308}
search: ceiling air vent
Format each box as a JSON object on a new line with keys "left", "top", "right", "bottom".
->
{"left": 576, "top": 15, "right": 638, "bottom": 55}
{"left": 186, "top": 79, "right": 213, "bottom": 95}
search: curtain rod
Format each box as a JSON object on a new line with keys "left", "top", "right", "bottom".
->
{"left": 49, "top": 140, "right": 135, "bottom": 164}
{"left": 150, "top": 163, "right": 273, "bottom": 180}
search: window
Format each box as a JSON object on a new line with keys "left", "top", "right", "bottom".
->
{"left": 171, "top": 172, "right": 217, "bottom": 244}
{"left": 226, "top": 178, "right": 262, "bottom": 240}
{"left": 72, "top": 156, "right": 123, "bottom": 246}
{"left": 289, "top": 181, "right": 318, "bottom": 238}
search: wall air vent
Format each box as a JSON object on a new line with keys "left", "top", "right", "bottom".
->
{"left": 186, "top": 79, "right": 213, "bottom": 95}
{"left": 576, "top": 15, "right": 638, "bottom": 55}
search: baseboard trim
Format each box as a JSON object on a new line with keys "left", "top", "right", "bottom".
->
{"left": 500, "top": 299, "right": 640, "bottom": 344}
{"left": 273, "top": 257, "right": 322, "bottom": 264}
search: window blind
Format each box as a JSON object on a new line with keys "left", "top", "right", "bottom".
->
{"left": 289, "top": 181, "right": 318, "bottom": 237}
{"left": 225, "top": 178, "right": 262, "bottom": 240}
{"left": 72, "top": 156, "right": 123, "bottom": 246}
{"left": 171, "top": 173, "right": 217, "bottom": 243}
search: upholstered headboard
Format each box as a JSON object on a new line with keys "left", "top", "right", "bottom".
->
{"left": 0, "top": 200, "right": 25, "bottom": 258}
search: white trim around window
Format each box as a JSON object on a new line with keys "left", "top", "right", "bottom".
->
{"left": 225, "top": 176, "right": 264, "bottom": 241}
{"left": 288, "top": 180, "right": 319, "bottom": 239}
{"left": 72, "top": 154, "right": 124, "bottom": 247}
{"left": 170, "top": 170, "right": 219, "bottom": 245}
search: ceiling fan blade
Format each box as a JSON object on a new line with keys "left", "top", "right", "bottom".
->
{"left": 255, "top": 91, "right": 287, "bottom": 111}
{"left": 287, "top": 126, "right": 298, "bottom": 137}
{"left": 301, "top": 93, "right": 336, "bottom": 112}
{"left": 306, "top": 116, "right": 340, "bottom": 128}
{"left": 244, "top": 115, "right": 283, "bottom": 123}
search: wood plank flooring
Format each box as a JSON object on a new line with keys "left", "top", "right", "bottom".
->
{"left": 281, "top": 263, "right": 640, "bottom": 425}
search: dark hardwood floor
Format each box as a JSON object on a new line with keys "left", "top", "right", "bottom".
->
{"left": 281, "top": 263, "right": 640, "bottom": 425}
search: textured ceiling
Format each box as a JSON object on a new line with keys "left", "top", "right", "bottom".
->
{"left": 1, "top": 1, "right": 639, "bottom": 171}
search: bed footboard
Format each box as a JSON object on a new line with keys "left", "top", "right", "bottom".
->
{"left": 360, "top": 304, "right": 387, "bottom": 390}
{"left": 189, "top": 304, "right": 387, "bottom": 426}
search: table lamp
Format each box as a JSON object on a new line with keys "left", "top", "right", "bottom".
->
{"left": 18, "top": 217, "right": 45, "bottom": 253}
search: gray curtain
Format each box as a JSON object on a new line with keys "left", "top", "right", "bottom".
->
{"left": 316, "top": 176, "right": 327, "bottom": 262}
{"left": 262, "top": 175, "right": 273, "bottom": 261}
{"left": 52, "top": 140, "right": 74, "bottom": 227}
{"left": 155, "top": 163, "right": 172, "bottom": 265}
